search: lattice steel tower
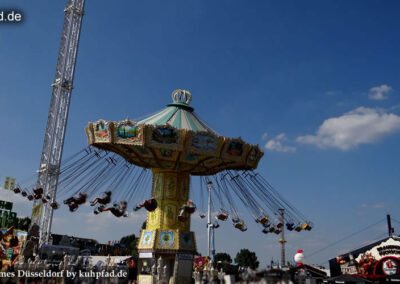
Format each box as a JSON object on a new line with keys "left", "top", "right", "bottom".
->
{"left": 32, "top": 0, "right": 85, "bottom": 246}
{"left": 279, "top": 208, "right": 287, "bottom": 267}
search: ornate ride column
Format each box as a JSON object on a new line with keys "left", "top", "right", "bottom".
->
{"left": 147, "top": 169, "right": 191, "bottom": 232}
{"left": 137, "top": 170, "right": 196, "bottom": 284}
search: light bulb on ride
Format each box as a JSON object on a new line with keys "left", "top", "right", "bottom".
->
{"left": 294, "top": 249, "right": 305, "bottom": 267}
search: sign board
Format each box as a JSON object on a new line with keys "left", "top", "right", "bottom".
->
{"left": 139, "top": 252, "right": 153, "bottom": 259}
{"left": 355, "top": 238, "right": 400, "bottom": 261}
{"left": 178, "top": 253, "right": 194, "bottom": 260}
{"left": 0, "top": 201, "right": 17, "bottom": 228}
{"left": 1, "top": 211, "right": 17, "bottom": 228}
{"left": 32, "top": 204, "right": 42, "bottom": 218}
{"left": 0, "top": 201, "right": 13, "bottom": 211}
{"left": 337, "top": 237, "right": 400, "bottom": 278}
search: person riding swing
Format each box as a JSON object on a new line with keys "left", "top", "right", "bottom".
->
{"left": 63, "top": 192, "right": 87, "bottom": 212}
{"left": 134, "top": 197, "right": 158, "bottom": 212}
{"left": 181, "top": 200, "right": 196, "bottom": 214}
{"left": 90, "top": 191, "right": 112, "bottom": 206}
{"left": 33, "top": 188, "right": 44, "bottom": 200}
{"left": 178, "top": 200, "right": 196, "bottom": 222}
{"left": 50, "top": 202, "right": 60, "bottom": 209}
{"left": 98, "top": 201, "right": 128, "bottom": 217}
{"left": 64, "top": 192, "right": 87, "bottom": 205}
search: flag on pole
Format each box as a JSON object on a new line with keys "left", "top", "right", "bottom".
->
{"left": 4, "top": 177, "right": 15, "bottom": 190}
{"left": 4, "top": 177, "right": 10, "bottom": 190}
{"left": 9, "top": 178, "right": 15, "bottom": 190}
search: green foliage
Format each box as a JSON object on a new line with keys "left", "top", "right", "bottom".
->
{"left": 215, "top": 252, "right": 232, "bottom": 263}
{"left": 18, "top": 217, "right": 31, "bottom": 231}
{"left": 6, "top": 216, "right": 31, "bottom": 231}
{"left": 119, "top": 234, "right": 138, "bottom": 257}
{"left": 234, "top": 249, "right": 259, "bottom": 270}
{"left": 141, "top": 221, "right": 146, "bottom": 230}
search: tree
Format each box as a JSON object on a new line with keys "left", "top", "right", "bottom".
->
{"left": 215, "top": 252, "right": 232, "bottom": 263}
{"left": 234, "top": 249, "right": 259, "bottom": 270}
{"left": 120, "top": 234, "right": 138, "bottom": 257}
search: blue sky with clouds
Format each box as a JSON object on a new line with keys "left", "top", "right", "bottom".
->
{"left": 1, "top": 0, "right": 400, "bottom": 267}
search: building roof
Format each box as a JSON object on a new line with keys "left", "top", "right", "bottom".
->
{"left": 325, "top": 274, "right": 374, "bottom": 283}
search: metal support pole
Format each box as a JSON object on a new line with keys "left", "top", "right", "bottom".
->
{"left": 211, "top": 225, "right": 215, "bottom": 262}
{"left": 387, "top": 214, "right": 393, "bottom": 237}
{"left": 207, "top": 181, "right": 212, "bottom": 259}
{"left": 279, "top": 209, "right": 286, "bottom": 267}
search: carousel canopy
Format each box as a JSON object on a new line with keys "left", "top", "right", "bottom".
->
{"left": 86, "top": 89, "right": 263, "bottom": 175}
{"left": 138, "top": 90, "right": 214, "bottom": 133}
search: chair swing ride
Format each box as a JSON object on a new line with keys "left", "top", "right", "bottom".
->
{"left": 14, "top": 89, "right": 312, "bottom": 256}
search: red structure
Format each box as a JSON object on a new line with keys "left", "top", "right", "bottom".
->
{"left": 329, "top": 236, "right": 400, "bottom": 281}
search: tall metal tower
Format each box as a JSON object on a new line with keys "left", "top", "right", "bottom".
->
{"left": 31, "top": 0, "right": 85, "bottom": 246}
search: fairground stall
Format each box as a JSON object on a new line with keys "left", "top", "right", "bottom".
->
{"left": 329, "top": 236, "right": 400, "bottom": 282}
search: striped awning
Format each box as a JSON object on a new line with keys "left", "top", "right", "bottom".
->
{"left": 138, "top": 90, "right": 215, "bottom": 133}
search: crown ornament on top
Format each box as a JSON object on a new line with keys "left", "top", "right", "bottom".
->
{"left": 172, "top": 89, "right": 192, "bottom": 105}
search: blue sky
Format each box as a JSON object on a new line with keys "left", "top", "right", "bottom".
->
{"left": 1, "top": 0, "right": 400, "bottom": 268}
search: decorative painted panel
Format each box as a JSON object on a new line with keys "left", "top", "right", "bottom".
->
{"left": 114, "top": 120, "right": 144, "bottom": 145}
{"left": 186, "top": 131, "right": 224, "bottom": 156}
{"left": 181, "top": 152, "right": 202, "bottom": 164}
{"left": 138, "top": 275, "right": 152, "bottom": 284}
{"left": 147, "top": 208, "right": 160, "bottom": 229}
{"left": 192, "top": 133, "right": 217, "bottom": 151}
{"left": 179, "top": 178, "right": 190, "bottom": 201}
{"left": 246, "top": 146, "right": 264, "bottom": 168}
{"left": 180, "top": 232, "right": 196, "bottom": 251}
{"left": 152, "top": 173, "right": 163, "bottom": 199}
{"left": 158, "top": 230, "right": 177, "bottom": 249}
{"left": 147, "top": 124, "right": 184, "bottom": 151}
{"left": 90, "top": 120, "right": 113, "bottom": 143}
{"left": 153, "top": 127, "right": 178, "bottom": 144}
{"left": 163, "top": 203, "right": 177, "bottom": 227}
{"left": 221, "top": 137, "right": 250, "bottom": 163}
{"left": 138, "top": 229, "right": 156, "bottom": 249}
{"left": 165, "top": 175, "right": 177, "bottom": 199}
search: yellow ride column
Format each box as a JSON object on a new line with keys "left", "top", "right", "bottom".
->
{"left": 137, "top": 169, "right": 196, "bottom": 284}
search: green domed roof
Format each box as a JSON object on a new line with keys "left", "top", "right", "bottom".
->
{"left": 138, "top": 89, "right": 215, "bottom": 133}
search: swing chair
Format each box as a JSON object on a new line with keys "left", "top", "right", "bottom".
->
{"left": 216, "top": 209, "right": 229, "bottom": 221}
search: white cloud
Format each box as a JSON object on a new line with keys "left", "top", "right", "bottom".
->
{"left": 372, "top": 202, "right": 385, "bottom": 209}
{"left": 360, "top": 202, "right": 386, "bottom": 209}
{"left": 51, "top": 207, "right": 147, "bottom": 242}
{"left": 261, "top": 132, "right": 268, "bottom": 140}
{"left": 296, "top": 107, "right": 400, "bottom": 150}
{"left": 0, "top": 189, "right": 29, "bottom": 204}
{"left": 325, "top": 90, "right": 342, "bottom": 96}
{"left": 369, "top": 84, "right": 392, "bottom": 100}
{"left": 265, "top": 133, "right": 296, "bottom": 152}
